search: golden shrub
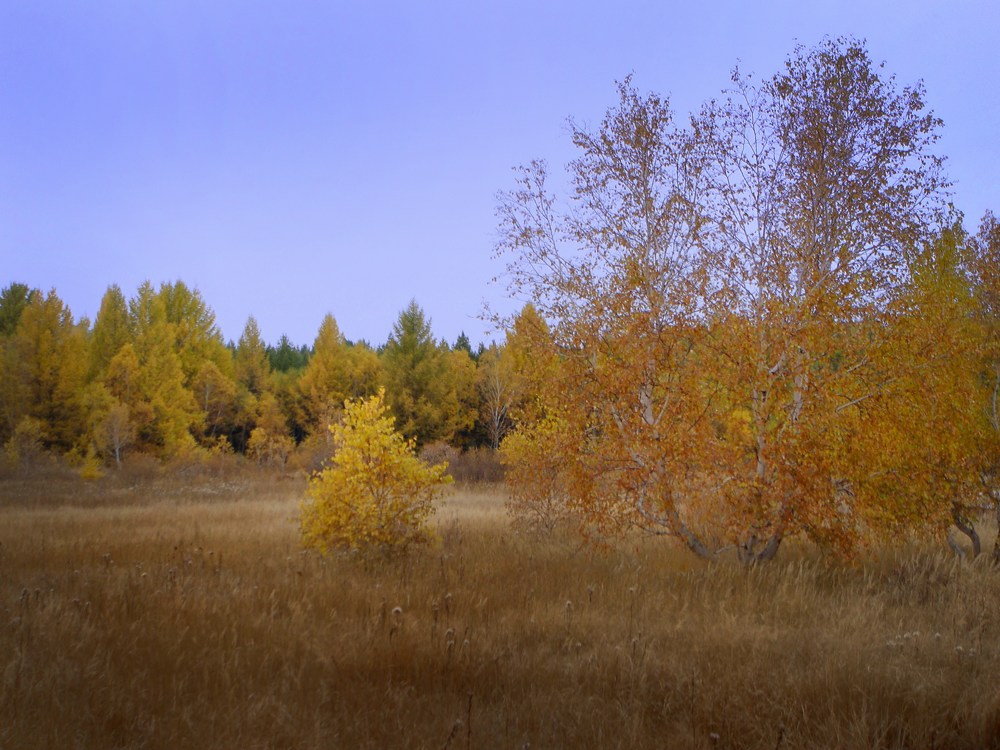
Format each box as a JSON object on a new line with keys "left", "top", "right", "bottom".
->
{"left": 300, "top": 388, "right": 451, "bottom": 554}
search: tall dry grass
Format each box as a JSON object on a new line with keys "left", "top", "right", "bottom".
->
{"left": 2, "top": 477, "right": 1000, "bottom": 749}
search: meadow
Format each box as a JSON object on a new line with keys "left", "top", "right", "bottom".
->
{"left": 2, "top": 471, "right": 999, "bottom": 749}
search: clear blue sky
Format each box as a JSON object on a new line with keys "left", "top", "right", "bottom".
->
{"left": 2, "top": 1, "right": 998, "bottom": 348}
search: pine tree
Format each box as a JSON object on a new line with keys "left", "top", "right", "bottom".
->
{"left": 234, "top": 316, "right": 271, "bottom": 396}
{"left": 381, "top": 300, "right": 472, "bottom": 447}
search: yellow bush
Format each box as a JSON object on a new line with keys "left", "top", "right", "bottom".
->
{"left": 79, "top": 449, "right": 104, "bottom": 480}
{"left": 301, "top": 388, "right": 451, "bottom": 555}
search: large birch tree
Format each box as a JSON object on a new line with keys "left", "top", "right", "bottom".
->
{"left": 496, "top": 38, "right": 950, "bottom": 560}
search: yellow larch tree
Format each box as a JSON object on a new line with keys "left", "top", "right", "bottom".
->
{"left": 298, "top": 314, "right": 380, "bottom": 436}
{"left": 129, "top": 282, "right": 201, "bottom": 456}
{"left": 300, "top": 388, "right": 451, "bottom": 555}
{"left": 231, "top": 315, "right": 275, "bottom": 452}
{"left": 88, "top": 284, "right": 131, "bottom": 379}
{"left": 5, "top": 290, "right": 89, "bottom": 453}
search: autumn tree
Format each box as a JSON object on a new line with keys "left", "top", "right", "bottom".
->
{"left": 3, "top": 290, "right": 89, "bottom": 452}
{"left": 0, "top": 283, "right": 36, "bottom": 337}
{"left": 102, "top": 344, "right": 145, "bottom": 415}
{"left": 297, "top": 314, "right": 380, "bottom": 435}
{"left": 495, "top": 77, "right": 719, "bottom": 553}
{"left": 501, "top": 304, "right": 558, "bottom": 425}
{"left": 234, "top": 316, "right": 271, "bottom": 397}
{"left": 192, "top": 360, "right": 238, "bottom": 447}
{"left": 496, "top": 305, "right": 582, "bottom": 530}
{"left": 300, "top": 388, "right": 451, "bottom": 555}
{"left": 247, "top": 392, "right": 294, "bottom": 467}
{"left": 297, "top": 313, "right": 348, "bottom": 432}
{"left": 476, "top": 343, "right": 514, "bottom": 450}
{"left": 89, "top": 284, "right": 131, "bottom": 378}
{"left": 227, "top": 315, "right": 273, "bottom": 451}
{"left": 128, "top": 282, "right": 201, "bottom": 456}
{"left": 693, "top": 38, "right": 949, "bottom": 559}
{"left": 86, "top": 341, "right": 148, "bottom": 461}
{"left": 501, "top": 413, "right": 580, "bottom": 535}
{"left": 496, "top": 39, "right": 949, "bottom": 561}
{"left": 0, "top": 284, "right": 38, "bottom": 443}
{"left": 851, "top": 225, "right": 983, "bottom": 554}
{"left": 444, "top": 346, "right": 480, "bottom": 449}
{"left": 3, "top": 416, "right": 47, "bottom": 472}
{"left": 342, "top": 342, "right": 382, "bottom": 405}
{"left": 967, "top": 211, "right": 1000, "bottom": 562}
{"left": 93, "top": 400, "right": 136, "bottom": 467}
{"left": 158, "top": 281, "right": 232, "bottom": 387}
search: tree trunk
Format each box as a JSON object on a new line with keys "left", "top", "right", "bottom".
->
{"left": 659, "top": 504, "right": 713, "bottom": 559}
{"left": 992, "top": 495, "right": 1000, "bottom": 566}
{"left": 951, "top": 505, "right": 981, "bottom": 559}
{"left": 635, "top": 487, "right": 714, "bottom": 559}
{"left": 737, "top": 532, "right": 782, "bottom": 565}
{"left": 947, "top": 529, "right": 967, "bottom": 560}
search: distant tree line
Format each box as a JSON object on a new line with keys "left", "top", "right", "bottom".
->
{"left": 0, "top": 282, "right": 522, "bottom": 472}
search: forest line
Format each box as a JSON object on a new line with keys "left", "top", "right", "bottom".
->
{"left": 0, "top": 281, "right": 518, "bottom": 475}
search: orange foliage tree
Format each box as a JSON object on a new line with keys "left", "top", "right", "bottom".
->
{"left": 496, "top": 39, "right": 952, "bottom": 561}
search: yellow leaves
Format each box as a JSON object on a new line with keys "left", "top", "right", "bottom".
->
{"left": 247, "top": 425, "right": 293, "bottom": 468}
{"left": 501, "top": 414, "right": 576, "bottom": 535}
{"left": 724, "top": 407, "right": 753, "bottom": 444}
{"left": 300, "top": 388, "right": 452, "bottom": 556}
{"left": 4, "top": 289, "right": 89, "bottom": 451}
{"left": 298, "top": 314, "right": 356, "bottom": 432}
{"left": 2, "top": 416, "right": 47, "bottom": 472}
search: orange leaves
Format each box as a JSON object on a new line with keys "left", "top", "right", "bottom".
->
{"left": 496, "top": 40, "right": 961, "bottom": 562}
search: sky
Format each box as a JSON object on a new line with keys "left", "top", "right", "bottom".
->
{"left": 2, "top": 1, "right": 998, "bottom": 349}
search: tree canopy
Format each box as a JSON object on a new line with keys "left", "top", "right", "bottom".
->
{"left": 494, "top": 37, "right": 974, "bottom": 561}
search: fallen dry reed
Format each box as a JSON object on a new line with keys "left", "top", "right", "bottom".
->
{"left": 2, "top": 476, "right": 999, "bottom": 749}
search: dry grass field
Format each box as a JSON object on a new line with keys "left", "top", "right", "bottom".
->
{"left": 2, "top": 472, "right": 1000, "bottom": 749}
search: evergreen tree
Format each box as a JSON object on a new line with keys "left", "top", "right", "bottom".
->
{"left": 453, "top": 332, "right": 475, "bottom": 359}
{"left": 381, "top": 300, "right": 474, "bottom": 447}
{"left": 268, "top": 334, "right": 310, "bottom": 372}
{"left": 234, "top": 316, "right": 271, "bottom": 397}
{"left": 0, "top": 283, "right": 37, "bottom": 337}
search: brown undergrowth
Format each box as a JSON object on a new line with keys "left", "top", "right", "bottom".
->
{"left": 2, "top": 478, "right": 999, "bottom": 749}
